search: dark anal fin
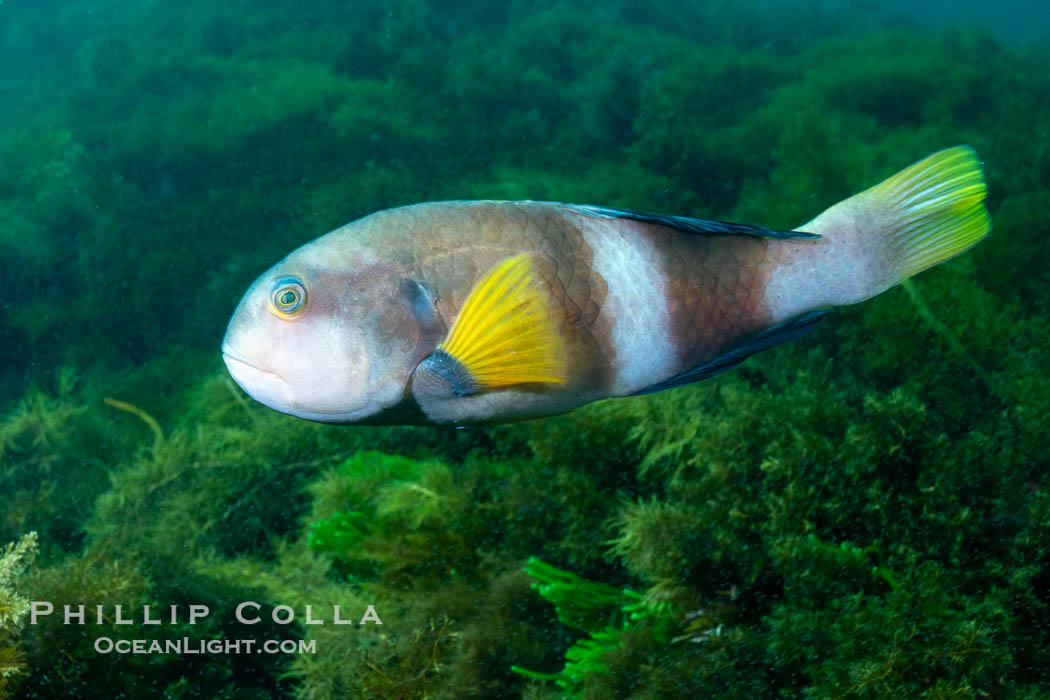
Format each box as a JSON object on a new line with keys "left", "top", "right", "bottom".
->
{"left": 633, "top": 309, "right": 833, "bottom": 395}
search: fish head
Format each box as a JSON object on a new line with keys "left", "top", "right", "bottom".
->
{"left": 222, "top": 243, "right": 442, "bottom": 423}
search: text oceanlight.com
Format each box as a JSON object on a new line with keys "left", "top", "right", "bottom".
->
{"left": 94, "top": 637, "right": 316, "bottom": 655}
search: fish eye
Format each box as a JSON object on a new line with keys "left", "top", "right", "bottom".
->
{"left": 269, "top": 276, "right": 306, "bottom": 318}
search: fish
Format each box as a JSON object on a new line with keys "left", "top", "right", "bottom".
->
{"left": 222, "top": 146, "right": 989, "bottom": 426}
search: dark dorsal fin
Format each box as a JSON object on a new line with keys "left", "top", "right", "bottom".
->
{"left": 567, "top": 204, "right": 820, "bottom": 240}
{"left": 633, "top": 309, "right": 833, "bottom": 396}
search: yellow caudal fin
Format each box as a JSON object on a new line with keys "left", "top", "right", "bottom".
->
{"left": 437, "top": 255, "right": 566, "bottom": 391}
{"left": 863, "top": 145, "right": 990, "bottom": 280}
{"left": 793, "top": 145, "right": 991, "bottom": 309}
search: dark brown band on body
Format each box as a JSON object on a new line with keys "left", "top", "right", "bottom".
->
{"left": 637, "top": 222, "right": 777, "bottom": 374}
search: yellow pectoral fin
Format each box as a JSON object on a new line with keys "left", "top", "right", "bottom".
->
{"left": 436, "top": 254, "right": 566, "bottom": 392}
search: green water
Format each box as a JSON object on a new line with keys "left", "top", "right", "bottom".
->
{"left": 2, "top": 1, "right": 1049, "bottom": 697}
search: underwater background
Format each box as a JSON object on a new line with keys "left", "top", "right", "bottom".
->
{"left": 2, "top": 0, "right": 1049, "bottom": 697}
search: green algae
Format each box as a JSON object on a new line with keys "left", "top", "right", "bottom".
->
{"left": 511, "top": 557, "right": 677, "bottom": 696}
{"left": 1, "top": 0, "right": 1049, "bottom": 698}
{"left": 0, "top": 532, "right": 37, "bottom": 700}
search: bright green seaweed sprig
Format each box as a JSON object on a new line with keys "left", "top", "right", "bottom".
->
{"left": 512, "top": 557, "right": 676, "bottom": 695}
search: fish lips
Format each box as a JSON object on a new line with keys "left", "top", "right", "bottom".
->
{"left": 221, "top": 344, "right": 383, "bottom": 423}
{"left": 222, "top": 346, "right": 295, "bottom": 412}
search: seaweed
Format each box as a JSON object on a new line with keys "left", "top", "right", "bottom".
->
{"left": 0, "top": 532, "right": 37, "bottom": 700}
{"left": 511, "top": 557, "right": 676, "bottom": 696}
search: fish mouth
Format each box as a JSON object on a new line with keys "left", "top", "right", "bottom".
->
{"left": 221, "top": 345, "right": 285, "bottom": 380}
{"left": 220, "top": 344, "right": 377, "bottom": 423}
{"left": 222, "top": 345, "right": 293, "bottom": 408}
